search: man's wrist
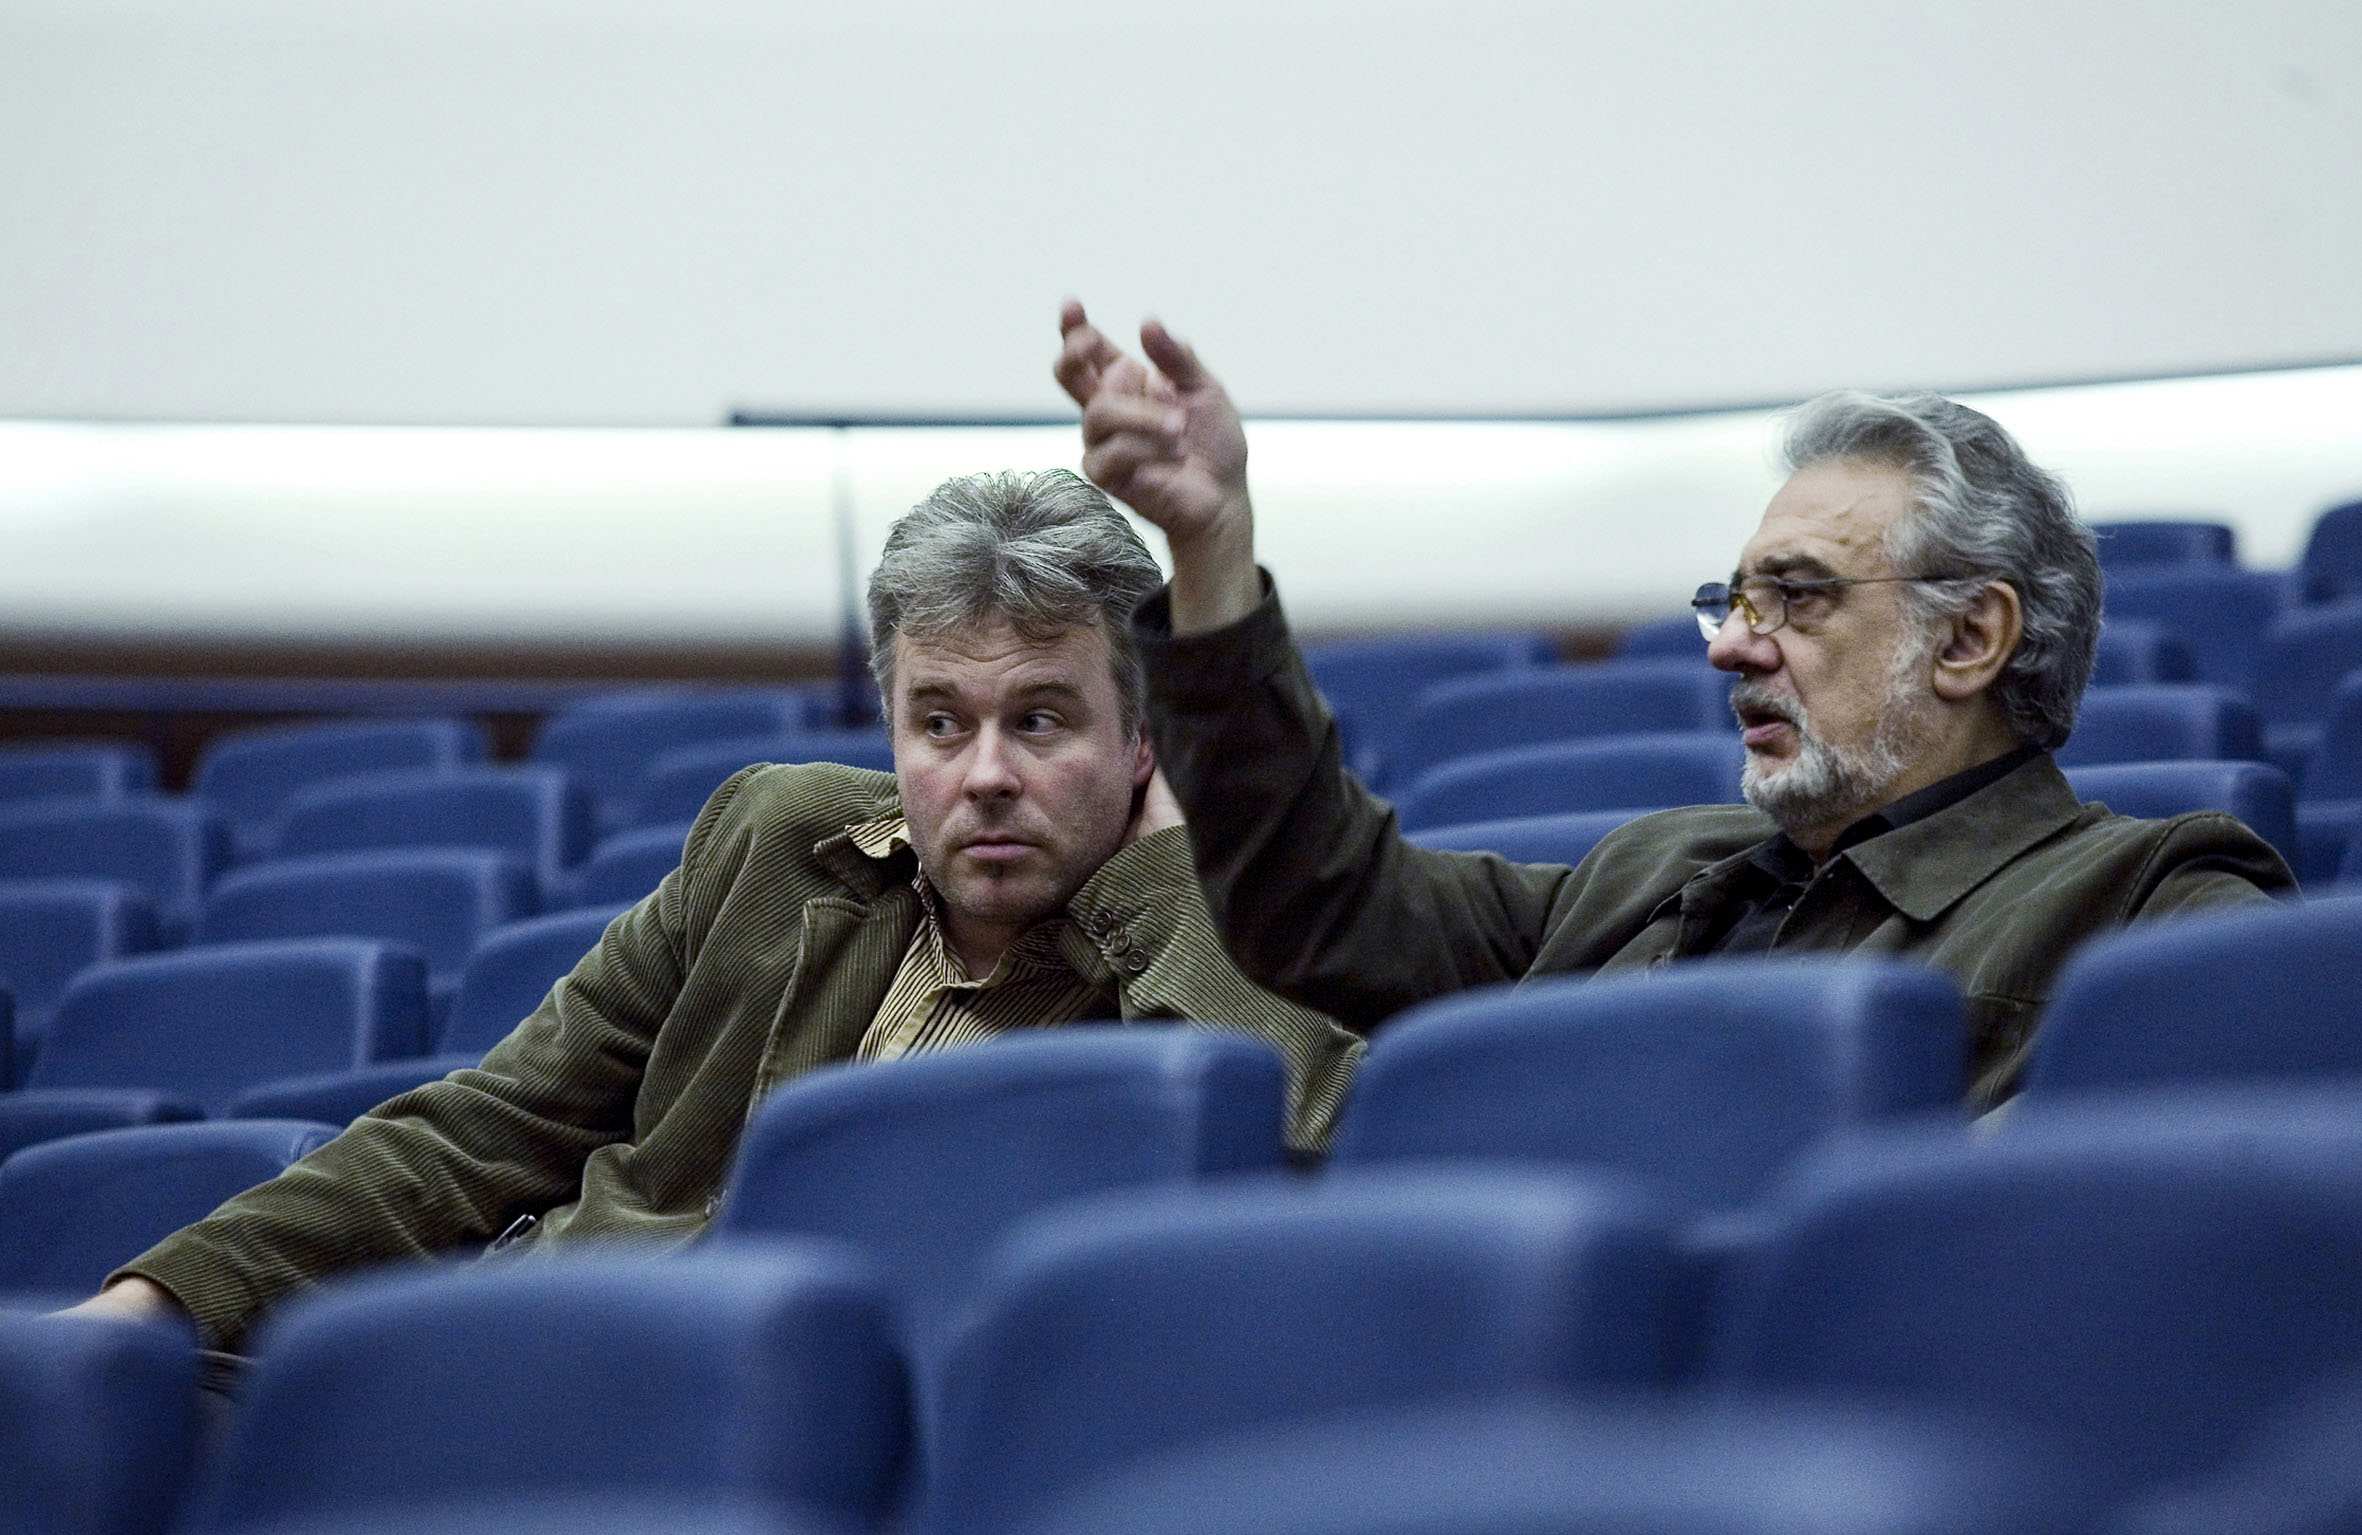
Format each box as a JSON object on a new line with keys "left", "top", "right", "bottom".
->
{"left": 57, "top": 1274, "right": 189, "bottom": 1325}
{"left": 1166, "top": 499, "right": 1260, "bottom": 635}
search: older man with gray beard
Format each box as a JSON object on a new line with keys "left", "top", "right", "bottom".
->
{"left": 1055, "top": 303, "right": 2294, "bottom": 1103}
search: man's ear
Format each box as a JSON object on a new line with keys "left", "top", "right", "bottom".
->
{"left": 1130, "top": 726, "right": 1156, "bottom": 788}
{"left": 1931, "top": 580, "right": 2023, "bottom": 703}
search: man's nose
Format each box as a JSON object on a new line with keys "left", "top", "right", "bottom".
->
{"left": 961, "top": 725, "right": 1023, "bottom": 797}
{"left": 1705, "top": 611, "right": 1779, "bottom": 674}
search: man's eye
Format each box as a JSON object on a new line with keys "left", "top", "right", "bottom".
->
{"left": 1017, "top": 711, "right": 1062, "bottom": 733}
{"left": 921, "top": 715, "right": 961, "bottom": 738}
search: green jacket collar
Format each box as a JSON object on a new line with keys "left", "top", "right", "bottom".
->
{"left": 1674, "top": 751, "right": 2082, "bottom": 928}
{"left": 812, "top": 791, "right": 1201, "bottom": 993}
{"left": 1838, "top": 752, "right": 2085, "bottom": 922}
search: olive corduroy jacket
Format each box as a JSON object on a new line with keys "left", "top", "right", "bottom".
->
{"left": 120, "top": 761, "right": 1364, "bottom": 1353}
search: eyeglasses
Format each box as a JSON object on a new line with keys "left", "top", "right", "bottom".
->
{"left": 1692, "top": 574, "right": 1964, "bottom": 639}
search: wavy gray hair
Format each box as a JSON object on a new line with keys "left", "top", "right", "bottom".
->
{"left": 1781, "top": 391, "right": 2101, "bottom": 749}
{"left": 867, "top": 469, "right": 1165, "bottom": 732}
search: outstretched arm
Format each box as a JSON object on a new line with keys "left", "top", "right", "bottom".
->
{"left": 1056, "top": 303, "right": 1574, "bottom": 1030}
{"left": 1055, "top": 300, "right": 1261, "bottom": 634}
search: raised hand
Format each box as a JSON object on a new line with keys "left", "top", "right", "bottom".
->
{"left": 1056, "top": 301, "right": 1261, "bottom": 632}
{"left": 1121, "top": 763, "right": 1188, "bottom": 847}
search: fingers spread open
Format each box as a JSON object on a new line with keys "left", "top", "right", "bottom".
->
{"left": 1083, "top": 428, "right": 1185, "bottom": 494}
{"left": 1139, "top": 319, "right": 1210, "bottom": 391}
{"left": 1083, "top": 391, "right": 1184, "bottom": 446}
{"left": 1053, "top": 302, "right": 1130, "bottom": 406}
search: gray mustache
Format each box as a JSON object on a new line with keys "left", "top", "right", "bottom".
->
{"left": 1728, "top": 683, "right": 1803, "bottom": 728}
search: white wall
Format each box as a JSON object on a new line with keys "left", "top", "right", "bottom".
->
{"left": 6, "top": 365, "right": 2360, "bottom": 647}
{"left": 2, "top": 0, "right": 2357, "bottom": 425}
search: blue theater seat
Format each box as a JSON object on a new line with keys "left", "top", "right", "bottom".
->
{"left": 271, "top": 766, "right": 592, "bottom": 903}
{"left": 2291, "top": 671, "right": 2362, "bottom": 884}
{"left": 2252, "top": 598, "right": 2362, "bottom": 779}
{"left": 628, "top": 730, "right": 894, "bottom": 830}
{"left": 2103, "top": 566, "right": 2287, "bottom": 691}
{"left": 2090, "top": 618, "right": 2199, "bottom": 686}
{"left": 927, "top": 1167, "right": 1685, "bottom": 1535}
{"left": 2113, "top": 1365, "right": 2362, "bottom": 1535}
{"left": 2061, "top": 760, "right": 2297, "bottom": 867}
{"left": 529, "top": 688, "right": 825, "bottom": 834}
{"left": 1013, "top": 1397, "right": 2079, "bottom": 1535}
{"left": 714, "top": 1029, "right": 1287, "bottom": 1353}
{"left": 1396, "top": 732, "right": 1747, "bottom": 831}
{"left": 0, "top": 742, "right": 156, "bottom": 806}
{"left": 189, "top": 1251, "right": 907, "bottom": 1534}
{"left": 2054, "top": 685, "right": 2264, "bottom": 767}
{"left": 230, "top": 905, "right": 628, "bottom": 1124}
{"left": 1379, "top": 661, "right": 1733, "bottom": 790}
{"left": 1709, "top": 1092, "right": 2362, "bottom": 1505}
{"left": 197, "top": 849, "right": 537, "bottom": 1010}
{"left": 1303, "top": 631, "right": 1556, "bottom": 780}
{"left": 0, "top": 1119, "right": 338, "bottom": 1307}
{"left": 560, "top": 822, "right": 692, "bottom": 909}
{"left": 1328, "top": 960, "right": 1962, "bottom": 1213}
{"left": 0, "top": 940, "right": 426, "bottom": 1160}
{"left": 0, "top": 798, "right": 230, "bottom": 942}
{"left": 194, "top": 717, "right": 487, "bottom": 861}
{"left": 1405, "top": 807, "right": 1641, "bottom": 867}
{"left": 0, "top": 879, "right": 160, "bottom": 1087}
{"left": 1613, "top": 613, "right": 1709, "bottom": 659}
{"left": 2019, "top": 896, "right": 2362, "bottom": 1098}
{"left": 2089, "top": 519, "right": 2237, "bottom": 570}
{"left": 2297, "top": 497, "right": 2362, "bottom": 604}
{"left": 0, "top": 1312, "right": 199, "bottom": 1535}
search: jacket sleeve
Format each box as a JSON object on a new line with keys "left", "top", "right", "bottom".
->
{"left": 1135, "top": 579, "right": 1578, "bottom": 1034}
{"left": 110, "top": 770, "right": 762, "bottom": 1353}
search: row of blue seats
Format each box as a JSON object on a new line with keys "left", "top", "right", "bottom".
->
{"left": 0, "top": 754, "right": 2341, "bottom": 1100}
{"left": 0, "top": 897, "right": 623, "bottom": 1110}
{"left": 2075, "top": 506, "right": 2362, "bottom": 603}
{"left": 1317, "top": 618, "right": 2245, "bottom": 781}
{"left": 1405, "top": 750, "right": 2328, "bottom": 880}
{"left": 0, "top": 822, "right": 682, "bottom": 1050}
{"left": 13, "top": 1058, "right": 2362, "bottom": 1531}
{"left": 0, "top": 679, "right": 885, "bottom": 825}
{"left": 1305, "top": 502, "right": 2362, "bottom": 741}
{"left": 0, "top": 784, "right": 689, "bottom": 939}
{"left": 6, "top": 890, "right": 2362, "bottom": 1300}
{"left": 1325, "top": 603, "right": 2362, "bottom": 785}
{"left": 14, "top": 678, "right": 2347, "bottom": 907}
{"left": 1369, "top": 668, "right": 2327, "bottom": 788}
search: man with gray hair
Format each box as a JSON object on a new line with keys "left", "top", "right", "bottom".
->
{"left": 1055, "top": 303, "right": 2293, "bottom": 1104}
{"left": 67, "top": 468, "right": 1362, "bottom": 1353}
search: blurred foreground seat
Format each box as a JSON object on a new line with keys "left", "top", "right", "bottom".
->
{"left": 925, "top": 1166, "right": 1684, "bottom": 1533}
{"left": 185, "top": 1250, "right": 908, "bottom": 1534}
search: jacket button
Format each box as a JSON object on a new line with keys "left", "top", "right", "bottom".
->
{"left": 1121, "top": 950, "right": 1150, "bottom": 975}
{"left": 702, "top": 1196, "right": 719, "bottom": 1219}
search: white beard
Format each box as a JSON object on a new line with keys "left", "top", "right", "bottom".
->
{"left": 1736, "top": 633, "right": 1939, "bottom": 835}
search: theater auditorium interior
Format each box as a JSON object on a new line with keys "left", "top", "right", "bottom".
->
{"left": 6, "top": 4, "right": 2362, "bottom": 1533}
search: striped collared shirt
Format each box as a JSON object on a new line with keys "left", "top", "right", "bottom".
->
{"left": 847, "top": 813, "right": 1114, "bottom": 1062}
